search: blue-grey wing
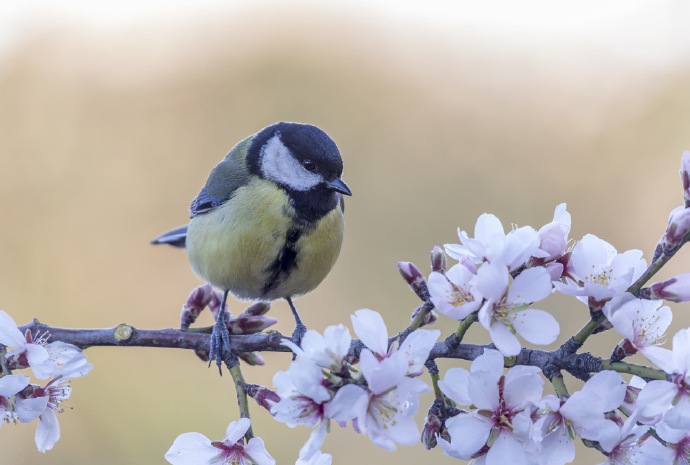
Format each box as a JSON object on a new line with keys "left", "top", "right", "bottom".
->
{"left": 151, "top": 224, "right": 188, "bottom": 248}
{"left": 189, "top": 137, "right": 253, "bottom": 218}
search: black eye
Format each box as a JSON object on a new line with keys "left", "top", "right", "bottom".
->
{"left": 303, "top": 160, "right": 317, "bottom": 172}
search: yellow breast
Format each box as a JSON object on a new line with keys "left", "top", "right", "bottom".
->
{"left": 186, "top": 179, "right": 344, "bottom": 301}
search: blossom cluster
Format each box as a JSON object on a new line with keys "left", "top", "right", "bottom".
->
{"left": 272, "top": 308, "right": 439, "bottom": 461}
{"left": 0, "top": 310, "right": 92, "bottom": 452}
{"left": 164, "top": 308, "right": 439, "bottom": 464}
{"left": 434, "top": 333, "right": 690, "bottom": 465}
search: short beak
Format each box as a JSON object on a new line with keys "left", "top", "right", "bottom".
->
{"left": 325, "top": 177, "right": 352, "bottom": 196}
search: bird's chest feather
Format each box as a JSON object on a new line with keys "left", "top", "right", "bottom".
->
{"left": 186, "top": 180, "right": 344, "bottom": 300}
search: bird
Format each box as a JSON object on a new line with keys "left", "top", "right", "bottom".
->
{"left": 152, "top": 121, "right": 351, "bottom": 370}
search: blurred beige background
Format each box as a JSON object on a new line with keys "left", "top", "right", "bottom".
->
{"left": 2, "top": 1, "right": 690, "bottom": 464}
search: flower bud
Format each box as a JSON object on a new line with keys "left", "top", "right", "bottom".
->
{"left": 430, "top": 246, "right": 446, "bottom": 273}
{"left": 421, "top": 406, "right": 442, "bottom": 450}
{"left": 410, "top": 305, "right": 437, "bottom": 327}
{"left": 239, "top": 352, "right": 265, "bottom": 366}
{"left": 682, "top": 150, "right": 690, "bottom": 207}
{"left": 398, "top": 261, "right": 430, "bottom": 300}
{"left": 659, "top": 206, "right": 690, "bottom": 256}
{"left": 180, "top": 284, "right": 216, "bottom": 330}
{"left": 241, "top": 382, "right": 280, "bottom": 412}
{"left": 645, "top": 273, "right": 690, "bottom": 302}
{"left": 227, "top": 316, "right": 277, "bottom": 335}
{"left": 239, "top": 302, "right": 271, "bottom": 317}
{"left": 610, "top": 338, "right": 637, "bottom": 362}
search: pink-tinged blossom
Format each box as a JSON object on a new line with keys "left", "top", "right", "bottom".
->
{"left": 345, "top": 376, "right": 428, "bottom": 451}
{"left": 595, "top": 413, "right": 645, "bottom": 465}
{"left": 558, "top": 371, "right": 627, "bottom": 444}
{"left": 603, "top": 294, "right": 672, "bottom": 367}
{"left": 553, "top": 234, "right": 646, "bottom": 306}
{"left": 476, "top": 263, "right": 559, "bottom": 356}
{"left": 29, "top": 377, "right": 74, "bottom": 452}
{"left": 637, "top": 328, "right": 690, "bottom": 430}
{"left": 445, "top": 213, "right": 542, "bottom": 271}
{"left": 646, "top": 273, "right": 690, "bottom": 303}
{"left": 0, "top": 311, "right": 91, "bottom": 380}
{"left": 0, "top": 311, "right": 50, "bottom": 374}
{"left": 536, "top": 203, "right": 571, "bottom": 262}
{"left": 0, "top": 374, "right": 35, "bottom": 423}
{"left": 282, "top": 324, "right": 351, "bottom": 371}
{"left": 351, "top": 308, "right": 439, "bottom": 378}
{"left": 325, "top": 310, "right": 435, "bottom": 451}
{"left": 428, "top": 264, "right": 482, "bottom": 320}
{"left": 271, "top": 359, "right": 335, "bottom": 460}
{"left": 437, "top": 349, "right": 544, "bottom": 464}
{"left": 636, "top": 421, "right": 690, "bottom": 464}
{"left": 165, "top": 418, "right": 275, "bottom": 465}
{"left": 530, "top": 395, "right": 575, "bottom": 465}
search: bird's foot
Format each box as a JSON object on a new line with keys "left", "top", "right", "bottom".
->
{"left": 209, "top": 310, "right": 233, "bottom": 375}
{"left": 290, "top": 322, "right": 307, "bottom": 360}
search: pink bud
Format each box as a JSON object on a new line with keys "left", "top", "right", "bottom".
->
{"left": 410, "top": 305, "right": 437, "bottom": 326}
{"left": 241, "top": 383, "right": 280, "bottom": 412}
{"left": 660, "top": 206, "right": 690, "bottom": 255}
{"left": 239, "top": 302, "right": 271, "bottom": 317}
{"left": 430, "top": 246, "right": 446, "bottom": 273}
{"left": 227, "top": 316, "right": 277, "bottom": 335}
{"left": 180, "top": 284, "right": 223, "bottom": 330}
{"left": 610, "top": 338, "right": 637, "bottom": 362}
{"left": 421, "top": 407, "right": 442, "bottom": 450}
{"left": 682, "top": 150, "right": 690, "bottom": 207}
{"left": 647, "top": 273, "right": 690, "bottom": 302}
{"left": 397, "top": 261, "right": 429, "bottom": 300}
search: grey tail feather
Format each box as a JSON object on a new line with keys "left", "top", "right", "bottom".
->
{"left": 151, "top": 225, "right": 188, "bottom": 248}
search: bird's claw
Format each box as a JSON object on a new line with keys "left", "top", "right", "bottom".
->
{"left": 209, "top": 311, "right": 233, "bottom": 375}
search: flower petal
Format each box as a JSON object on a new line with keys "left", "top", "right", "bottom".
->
{"left": 245, "top": 437, "right": 276, "bottom": 465}
{"left": 444, "top": 413, "right": 491, "bottom": 459}
{"left": 351, "top": 309, "right": 388, "bottom": 356}
{"left": 224, "top": 418, "right": 251, "bottom": 445}
{"left": 508, "top": 267, "right": 552, "bottom": 305}
{"left": 489, "top": 321, "right": 521, "bottom": 356}
{"left": 165, "top": 432, "right": 217, "bottom": 465}
{"left": 512, "top": 309, "right": 559, "bottom": 345}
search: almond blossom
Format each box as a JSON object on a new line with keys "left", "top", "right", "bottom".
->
{"left": 637, "top": 328, "right": 690, "bottom": 430}
{"left": 165, "top": 418, "right": 275, "bottom": 465}
{"left": 437, "top": 349, "right": 544, "bottom": 465}
{"left": 476, "top": 262, "right": 559, "bottom": 356}
{"left": 553, "top": 234, "right": 646, "bottom": 306}
{"left": 427, "top": 263, "right": 482, "bottom": 321}
{"left": 445, "top": 213, "right": 542, "bottom": 271}
{"left": 603, "top": 294, "right": 672, "bottom": 367}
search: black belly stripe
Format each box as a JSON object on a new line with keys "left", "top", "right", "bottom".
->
{"left": 262, "top": 226, "right": 303, "bottom": 296}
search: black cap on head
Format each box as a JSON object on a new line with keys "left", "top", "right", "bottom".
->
{"left": 247, "top": 122, "right": 343, "bottom": 178}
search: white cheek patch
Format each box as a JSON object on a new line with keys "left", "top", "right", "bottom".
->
{"left": 260, "top": 134, "right": 322, "bottom": 191}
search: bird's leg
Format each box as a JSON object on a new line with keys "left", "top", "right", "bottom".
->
{"left": 209, "top": 289, "right": 233, "bottom": 374}
{"left": 286, "top": 297, "right": 307, "bottom": 347}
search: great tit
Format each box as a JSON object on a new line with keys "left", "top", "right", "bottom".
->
{"left": 152, "top": 122, "right": 351, "bottom": 368}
